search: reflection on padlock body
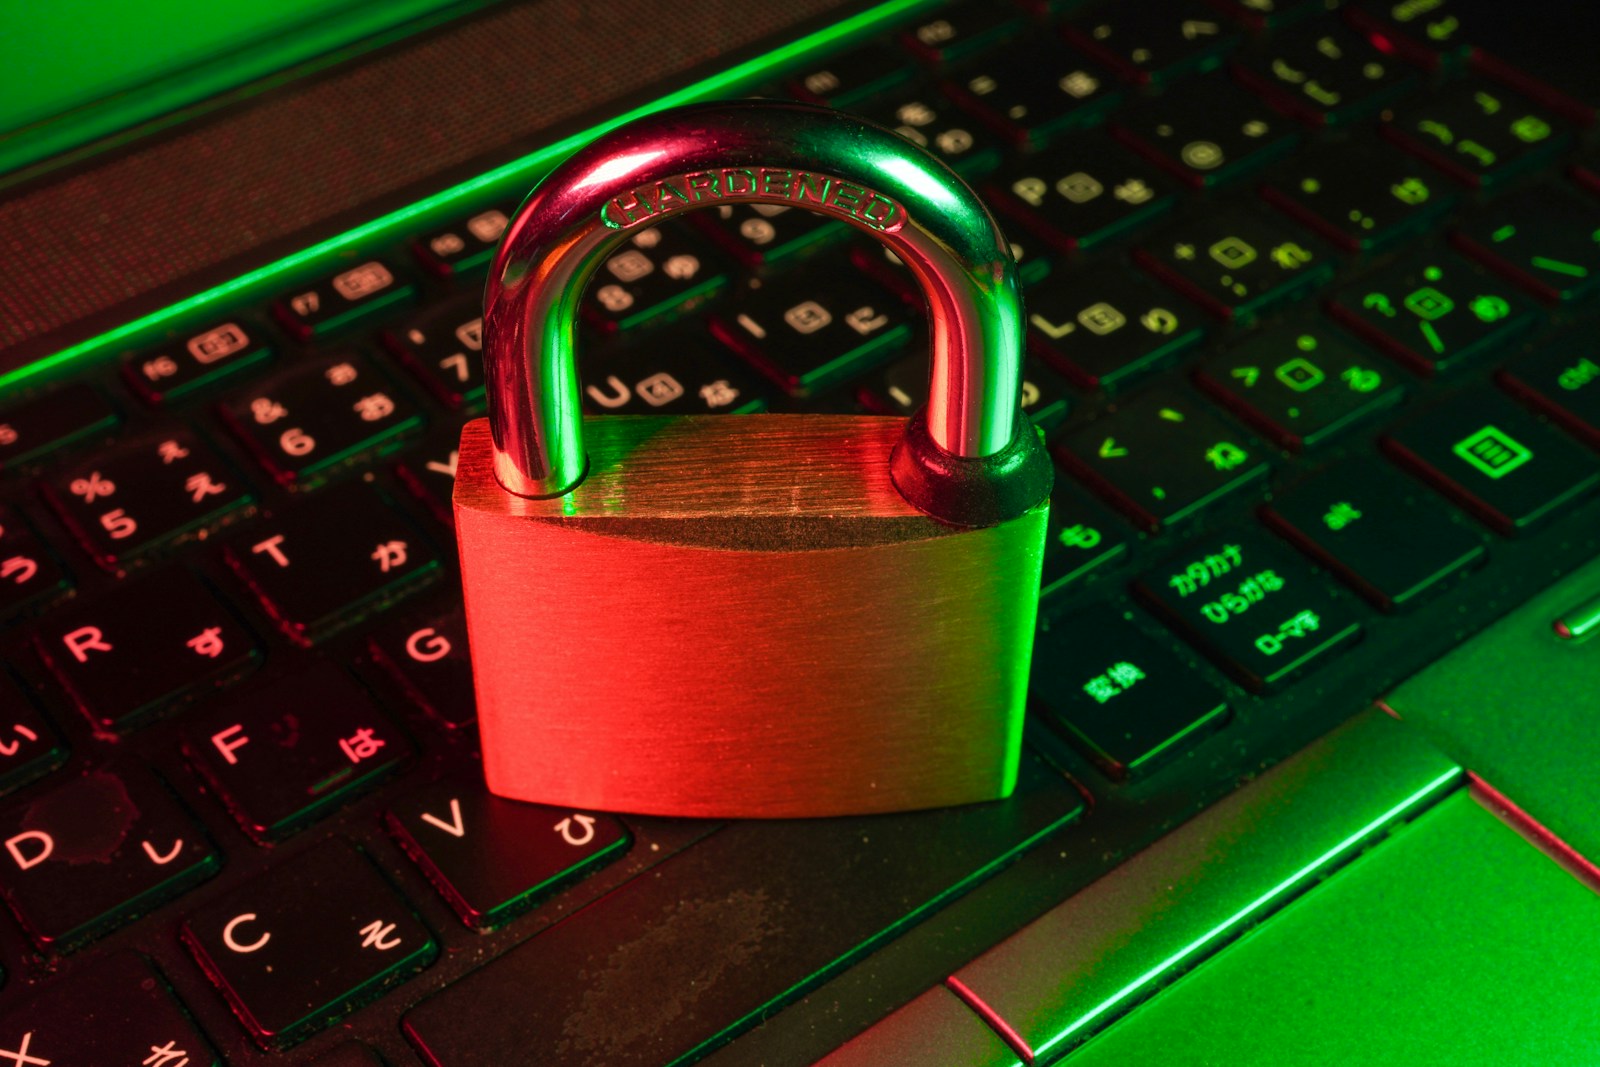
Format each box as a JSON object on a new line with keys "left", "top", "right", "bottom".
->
{"left": 456, "top": 100, "right": 1052, "bottom": 818}
{"left": 457, "top": 415, "right": 1045, "bottom": 817}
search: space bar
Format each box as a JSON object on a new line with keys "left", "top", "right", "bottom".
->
{"left": 402, "top": 751, "right": 1083, "bottom": 1067}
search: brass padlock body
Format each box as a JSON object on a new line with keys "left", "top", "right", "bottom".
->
{"left": 456, "top": 415, "right": 1046, "bottom": 818}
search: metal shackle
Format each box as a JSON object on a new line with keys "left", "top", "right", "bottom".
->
{"left": 483, "top": 99, "right": 1051, "bottom": 525}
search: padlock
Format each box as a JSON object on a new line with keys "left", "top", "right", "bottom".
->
{"left": 455, "top": 100, "right": 1052, "bottom": 818}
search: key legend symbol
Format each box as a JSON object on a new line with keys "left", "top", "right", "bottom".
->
{"left": 1452, "top": 425, "right": 1533, "bottom": 479}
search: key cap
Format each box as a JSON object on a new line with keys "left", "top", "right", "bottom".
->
{"left": 860, "top": 84, "right": 1003, "bottom": 176}
{"left": 34, "top": 568, "right": 258, "bottom": 731}
{"left": 1260, "top": 140, "right": 1455, "bottom": 253}
{"left": 1234, "top": 19, "right": 1416, "bottom": 126}
{"left": 387, "top": 777, "right": 629, "bottom": 930}
{"left": 582, "top": 324, "right": 772, "bottom": 415}
{"left": 383, "top": 295, "right": 486, "bottom": 409}
{"left": 43, "top": 429, "right": 253, "bottom": 574}
{"left": 310, "top": 1042, "right": 388, "bottom": 1067}
{"left": 901, "top": 2, "right": 1023, "bottom": 65}
{"left": 584, "top": 222, "right": 730, "bottom": 334}
{"left": 1383, "top": 389, "right": 1600, "bottom": 535}
{"left": 1453, "top": 182, "right": 1600, "bottom": 303}
{"left": 1064, "top": 2, "right": 1239, "bottom": 85}
{"left": 393, "top": 422, "right": 464, "bottom": 528}
{"left": 788, "top": 41, "right": 913, "bottom": 107}
{"left": 273, "top": 259, "right": 417, "bottom": 340}
{"left": 1343, "top": 0, "right": 1473, "bottom": 71}
{"left": 367, "top": 605, "right": 475, "bottom": 728}
{"left": 1263, "top": 459, "right": 1487, "bottom": 611}
{"left": 1042, "top": 489, "right": 1133, "bottom": 595}
{"left": 1032, "top": 604, "right": 1229, "bottom": 779}
{"left": 692, "top": 203, "right": 843, "bottom": 269}
{"left": 711, "top": 253, "right": 911, "bottom": 397}
{"left": 0, "top": 384, "right": 119, "bottom": 470}
{"left": 942, "top": 42, "right": 1120, "bottom": 148}
{"left": 1136, "top": 206, "right": 1332, "bottom": 323}
{"left": 123, "top": 318, "right": 274, "bottom": 404}
{"left": 1055, "top": 389, "right": 1269, "bottom": 529}
{"left": 1499, "top": 329, "right": 1600, "bottom": 449}
{"left": 220, "top": 352, "right": 424, "bottom": 487}
{"left": 1327, "top": 250, "right": 1537, "bottom": 375}
{"left": 0, "top": 675, "right": 64, "bottom": 795}
{"left": 0, "top": 952, "right": 219, "bottom": 1066}
{"left": 1135, "top": 529, "right": 1363, "bottom": 691}
{"left": 1381, "top": 80, "right": 1568, "bottom": 191}
{"left": 222, "top": 480, "right": 440, "bottom": 645}
{"left": 988, "top": 132, "right": 1179, "bottom": 253}
{"left": 182, "top": 839, "right": 436, "bottom": 1048}
{"left": 185, "top": 664, "right": 411, "bottom": 841}
{"left": 1027, "top": 267, "right": 1205, "bottom": 391}
{"left": 0, "top": 504, "right": 71, "bottom": 620}
{"left": 412, "top": 205, "right": 512, "bottom": 278}
{"left": 0, "top": 766, "right": 218, "bottom": 951}
{"left": 1113, "top": 74, "right": 1296, "bottom": 188}
{"left": 1195, "top": 322, "right": 1405, "bottom": 449}
{"left": 401, "top": 752, "right": 1082, "bottom": 1067}
{"left": 864, "top": 351, "right": 1070, "bottom": 435}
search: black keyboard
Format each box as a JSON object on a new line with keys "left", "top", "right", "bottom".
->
{"left": 2, "top": 2, "right": 1599, "bottom": 1064}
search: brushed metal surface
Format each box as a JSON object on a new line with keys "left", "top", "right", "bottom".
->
{"left": 454, "top": 415, "right": 1049, "bottom": 818}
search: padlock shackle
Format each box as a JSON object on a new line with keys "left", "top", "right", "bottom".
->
{"left": 484, "top": 100, "right": 1045, "bottom": 520}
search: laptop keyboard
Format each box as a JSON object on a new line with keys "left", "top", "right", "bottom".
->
{"left": 2, "top": 1, "right": 1599, "bottom": 1064}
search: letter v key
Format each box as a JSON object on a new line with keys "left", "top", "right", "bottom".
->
{"left": 420, "top": 798, "right": 466, "bottom": 838}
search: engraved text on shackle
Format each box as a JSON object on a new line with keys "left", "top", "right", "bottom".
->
{"left": 600, "top": 167, "right": 908, "bottom": 233}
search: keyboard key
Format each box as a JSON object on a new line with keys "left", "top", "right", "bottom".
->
{"left": 1196, "top": 322, "right": 1405, "bottom": 449}
{"left": 1135, "top": 530, "right": 1363, "bottom": 691}
{"left": 860, "top": 84, "right": 1003, "bottom": 175}
{"left": 1260, "top": 140, "right": 1456, "bottom": 253}
{"left": 401, "top": 753, "right": 1081, "bottom": 1067}
{"left": 412, "top": 205, "right": 512, "bottom": 278}
{"left": 1382, "top": 80, "right": 1568, "bottom": 191}
{"left": 1327, "top": 251, "right": 1538, "bottom": 375}
{"left": 1453, "top": 183, "right": 1600, "bottom": 303}
{"left": 124, "top": 319, "right": 274, "bottom": 404}
{"left": 0, "top": 952, "right": 219, "bottom": 1066}
{"left": 692, "top": 203, "right": 842, "bottom": 269}
{"left": 367, "top": 606, "right": 476, "bottom": 728}
{"left": 386, "top": 777, "right": 629, "bottom": 929}
{"left": 989, "top": 132, "right": 1179, "bottom": 253}
{"left": 1032, "top": 605, "right": 1228, "bottom": 779}
{"left": 310, "top": 1042, "right": 387, "bottom": 1067}
{"left": 582, "top": 324, "right": 771, "bottom": 415}
{"left": 789, "top": 41, "right": 912, "bottom": 107}
{"left": 182, "top": 839, "right": 435, "bottom": 1048}
{"left": 1234, "top": 19, "right": 1416, "bottom": 126}
{"left": 1064, "top": 2, "right": 1239, "bottom": 85}
{"left": 1343, "top": 0, "right": 1473, "bottom": 71}
{"left": 1499, "top": 329, "right": 1600, "bottom": 449}
{"left": 0, "top": 675, "right": 64, "bottom": 795}
{"left": 0, "top": 766, "right": 218, "bottom": 951}
{"left": 942, "top": 42, "right": 1120, "bottom": 148}
{"left": 1263, "top": 460, "right": 1487, "bottom": 611}
{"left": 864, "top": 351, "right": 1070, "bottom": 434}
{"left": 393, "top": 422, "right": 464, "bottom": 528}
{"left": 1042, "top": 489, "right": 1134, "bottom": 595}
{"left": 1383, "top": 389, "right": 1600, "bottom": 535}
{"left": 0, "top": 384, "right": 119, "bottom": 470}
{"left": 711, "top": 252, "right": 911, "bottom": 397}
{"left": 222, "top": 481, "right": 440, "bottom": 646}
{"left": 220, "top": 352, "right": 424, "bottom": 487}
{"left": 43, "top": 429, "right": 253, "bottom": 574}
{"left": 901, "top": 2, "right": 1022, "bottom": 65}
{"left": 184, "top": 664, "right": 411, "bottom": 841}
{"left": 0, "top": 504, "right": 71, "bottom": 619}
{"left": 1055, "top": 389, "right": 1269, "bottom": 529}
{"left": 584, "top": 222, "right": 730, "bottom": 333}
{"left": 273, "top": 259, "right": 417, "bottom": 340}
{"left": 383, "top": 295, "right": 486, "bottom": 409}
{"left": 1136, "top": 207, "right": 1332, "bottom": 322}
{"left": 1027, "top": 267, "right": 1205, "bottom": 391}
{"left": 35, "top": 568, "right": 258, "bottom": 732}
{"left": 1113, "top": 74, "right": 1296, "bottom": 188}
